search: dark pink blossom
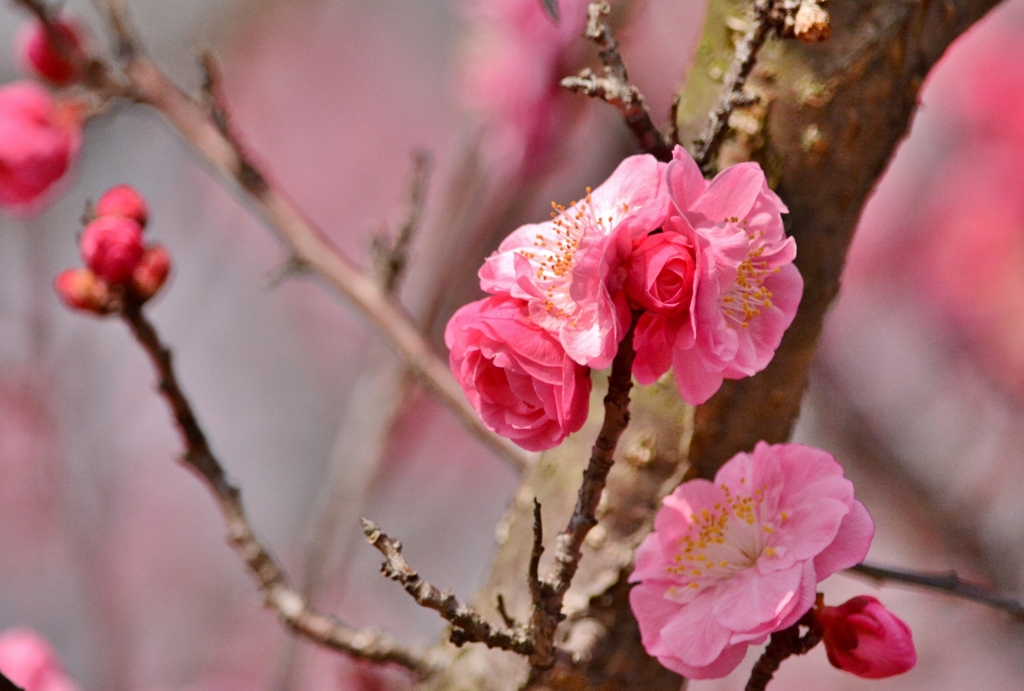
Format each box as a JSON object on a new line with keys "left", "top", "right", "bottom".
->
{"left": 80, "top": 215, "right": 145, "bottom": 284}
{"left": 16, "top": 17, "right": 87, "bottom": 86}
{"left": 97, "top": 183, "right": 150, "bottom": 228}
{"left": 0, "top": 81, "right": 81, "bottom": 213}
{"left": 445, "top": 294, "right": 591, "bottom": 451}
{"left": 629, "top": 442, "right": 873, "bottom": 679}
{"left": 479, "top": 153, "right": 669, "bottom": 368}
{"left": 664, "top": 146, "right": 803, "bottom": 403}
{"left": 0, "top": 629, "right": 79, "bottom": 691}
{"left": 818, "top": 595, "right": 916, "bottom": 679}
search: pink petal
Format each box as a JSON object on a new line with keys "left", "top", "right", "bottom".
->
{"left": 813, "top": 499, "right": 874, "bottom": 580}
{"left": 711, "top": 562, "right": 803, "bottom": 632}
{"left": 690, "top": 163, "right": 765, "bottom": 223}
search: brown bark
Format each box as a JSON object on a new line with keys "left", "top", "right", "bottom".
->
{"left": 422, "top": 0, "right": 1005, "bottom": 688}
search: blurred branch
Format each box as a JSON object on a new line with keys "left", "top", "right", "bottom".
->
{"left": 11, "top": 0, "right": 533, "bottom": 476}
{"left": 0, "top": 671, "right": 22, "bottom": 691}
{"left": 541, "top": 0, "right": 561, "bottom": 23}
{"left": 692, "top": 0, "right": 831, "bottom": 172}
{"left": 361, "top": 518, "right": 536, "bottom": 655}
{"left": 561, "top": 2, "right": 672, "bottom": 161}
{"left": 117, "top": 299, "right": 442, "bottom": 678}
{"left": 372, "top": 151, "right": 433, "bottom": 296}
{"left": 849, "top": 563, "right": 1024, "bottom": 622}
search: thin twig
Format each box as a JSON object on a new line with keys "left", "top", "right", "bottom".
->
{"left": 848, "top": 563, "right": 1024, "bottom": 622}
{"left": 372, "top": 151, "right": 432, "bottom": 296}
{"left": 561, "top": 3, "right": 672, "bottom": 161}
{"left": 528, "top": 312, "right": 640, "bottom": 669}
{"left": 692, "top": 0, "right": 831, "bottom": 172}
{"left": 10, "top": 0, "right": 533, "bottom": 476}
{"left": 361, "top": 518, "right": 535, "bottom": 655}
{"left": 117, "top": 299, "right": 441, "bottom": 678}
{"left": 745, "top": 609, "right": 822, "bottom": 691}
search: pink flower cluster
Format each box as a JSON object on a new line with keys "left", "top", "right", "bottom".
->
{"left": 0, "top": 628, "right": 79, "bottom": 691}
{"left": 446, "top": 146, "right": 802, "bottom": 450}
{"left": 629, "top": 442, "right": 916, "bottom": 681}
{"left": 55, "top": 185, "right": 170, "bottom": 314}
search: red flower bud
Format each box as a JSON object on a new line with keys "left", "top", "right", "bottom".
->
{"left": 96, "top": 184, "right": 149, "bottom": 228}
{"left": 131, "top": 245, "right": 171, "bottom": 301}
{"left": 818, "top": 596, "right": 916, "bottom": 679}
{"left": 80, "top": 216, "right": 145, "bottom": 284}
{"left": 54, "top": 268, "right": 111, "bottom": 314}
{"left": 16, "top": 18, "right": 87, "bottom": 86}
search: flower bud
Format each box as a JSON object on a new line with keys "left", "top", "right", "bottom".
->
{"left": 131, "top": 245, "right": 171, "bottom": 301}
{"left": 16, "top": 18, "right": 86, "bottom": 86}
{"left": 54, "top": 268, "right": 111, "bottom": 314}
{"left": 626, "top": 230, "right": 697, "bottom": 315}
{"left": 80, "top": 216, "right": 145, "bottom": 284}
{"left": 818, "top": 596, "right": 916, "bottom": 679}
{"left": 96, "top": 184, "right": 149, "bottom": 228}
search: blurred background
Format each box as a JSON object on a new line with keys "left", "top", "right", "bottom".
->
{"left": 0, "top": 0, "right": 1022, "bottom": 689}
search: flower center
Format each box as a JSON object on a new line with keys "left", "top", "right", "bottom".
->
{"left": 665, "top": 480, "right": 787, "bottom": 596}
{"left": 721, "top": 233, "right": 780, "bottom": 329}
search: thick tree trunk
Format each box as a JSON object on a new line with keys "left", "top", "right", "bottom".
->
{"left": 421, "top": 1, "right": 1005, "bottom": 688}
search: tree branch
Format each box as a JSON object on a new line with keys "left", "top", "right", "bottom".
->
{"left": 561, "top": 3, "right": 672, "bottom": 161}
{"left": 371, "top": 151, "right": 432, "bottom": 296}
{"left": 361, "top": 518, "right": 535, "bottom": 655}
{"left": 528, "top": 312, "right": 640, "bottom": 669}
{"left": 744, "top": 608, "right": 822, "bottom": 691}
{"left": 117, "top": 299, "right": 441, "bottom": 678}
{"left": 692, "top": 0, "right": 831, "bottom": 172}
{"left": 10, "top": 0, "right": 533, "bottom": 476}
{"left": 848, "top": 563, "right": 1024, "bottom": 622}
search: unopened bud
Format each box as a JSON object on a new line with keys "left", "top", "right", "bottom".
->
{"left": 96, "top": 184, "right": 149, "bottom": 228}
{"left": 131, "top": 244, "right": 171, "bottom": 301}
{"left": 16, "top": 17, "right": 87, "bottom": 86}
{"left": 80, "top": 216, "right": 145, "bottom": 284}
{"left": 54, "top": 268, "right": 111, "bottom": 314}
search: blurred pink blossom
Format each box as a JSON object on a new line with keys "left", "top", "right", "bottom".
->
{"left": 80, "top": 216, "right": 146, "bottom": 285}
{"left": 0, "top": 629, "right": 78, "bottom": 691}
{"left": 445, "top": 294, "right": 591, "bottom": 451}
{"left": 96, "top": 184, "right": 150, "bottom": 228}
{"left": 662, "top": 146, "right": 802, "bottom": 403}
{"left": 0, "top": 81, "right": 81, "bottom": 213}
{"left": 16, "top": 17, "right": 87, "bottom": 87}
{"left": 818, "top": 595, "right": 916, "bottom": 679}
{"left": 479, "top": 153, "right": 668, "bottom": 368}
{"left": 629, "top": 442, "right": 873, "bottom": 679}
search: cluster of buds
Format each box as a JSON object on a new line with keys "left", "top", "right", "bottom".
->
{"left": 54, "top": 185, "right": 171, "bottom": 315}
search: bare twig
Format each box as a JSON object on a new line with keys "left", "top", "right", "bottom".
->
{"left": 11, "top": 0, "right": 533, "bottom": 476}
{"left": 528, "top": 313, "right": 640, "bottom": 669}
{"left": 372, "top": 151, "right": 432, "bottom": 296}
{"left": 561, "top": 3, "right": 672, "bottom": 161}
{"left": 745, "top": 607, "right": 822, "bottom": 691}
{"left": 361, "top": 518, "right": 535, "bottom": 655}
{"left": 692, "top": 0, "right": 831, "bottom": 172}
{"left": 117, "top": 299, "right": 441, "bottom": 678}
{"left": 848, "top": 563, "right": 1024, "bottom": 622}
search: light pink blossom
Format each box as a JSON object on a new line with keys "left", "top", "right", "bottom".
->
{"left": 663, "top": 146, "right": 803, "bottom": 403}
{"left": 479, "top": 153, "right": 669, "bottom": 368}
{"left": 445, "top": 294, "right": 592, "bottom": 451}
{"left": 629, "top": 442, "right": 873, "bottom": 679}
{"left": 0, "top": 629, "right": 79, "bottom": 691}
{"left": 818, "top": 595, "right": 916, "bottom": 679}
{"left": 0, "top": 81, "right": 81, "bottom": 213}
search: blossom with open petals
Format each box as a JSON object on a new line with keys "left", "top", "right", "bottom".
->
{"left": 479, "top": 153, "right": 669, "bottom": 368}
{"left": 445, "top": 294, "right": 591, "bottom": 451}
{"left": 663, "top": 146, "right": 803, "bottom": 403}
{"left": 819, "top": 596, "right": 916, "bottom": 679}
{"left": 629, "top": 442, "right": 874, "bottom": 679}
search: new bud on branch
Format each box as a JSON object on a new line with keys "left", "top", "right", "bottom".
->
{"left": 16, "top": 17, "right": 87, "bottom": 86}
{"left": 54, "top": 185, "right": 170, "bottom": 315}
{"left": 818, "top": 595, "right": 916, "bottom": 678}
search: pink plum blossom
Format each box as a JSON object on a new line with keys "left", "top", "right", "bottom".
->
{"left": 629, "top": 442, "right": 874, "bottom": 679}
{"left": 96, "top": 184, "right": 150, "bottom": 228}
{"left": 818, "top": 595, "right": 916, "bottom": 679}
{"left": 0, "top": 81, "right": 82, "bottom": 213}
{"left": 0, "top": 629, "right": 79, "bottom": 691}
{"left": 479, "top": 153, "right": 669, "bottom": 368}
{"left": 445, "top": 294, "right": 592, "bottom": 451}
{"left": 661, "top": 146, "right": 803, "bottom": 403}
